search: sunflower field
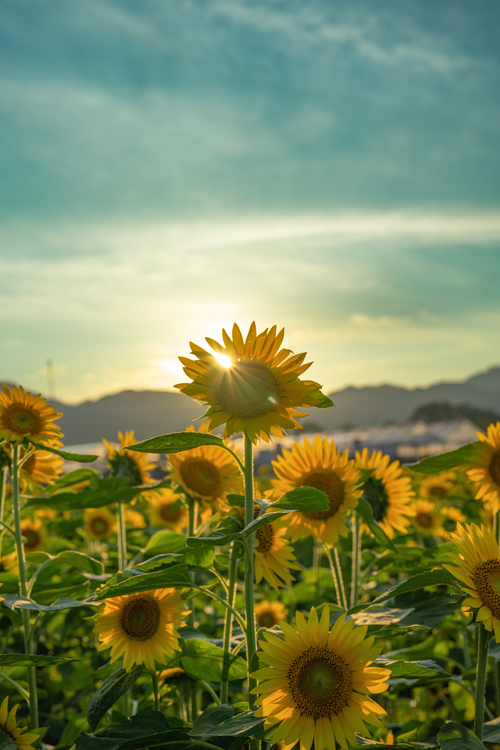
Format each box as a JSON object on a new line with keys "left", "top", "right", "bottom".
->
{"left": 1, "top": 322, "right": 500, "bottom": 750}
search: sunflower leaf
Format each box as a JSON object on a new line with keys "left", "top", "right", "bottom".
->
{"left": 181, "top": 638, "right": 247, "bottom": 681}
{"left": 91, "top": 563, "right": 192, "bottom": 600}
{"left": 308, "top": 389, "right": 336, "bottom": 408}
{"left": 0, "top": 729, "right": 17, "bottom": 750}
{"left": 1, "top": 594, "right": 93, "bottom": 611}
{"left": 87, "top": 666, "right": 143, "bottom": 731}
{"left": 126, "top": 432, "right": 225, "bottom": 455}
{"left": 348, "top": 569, "right": 459, "bottom": 615}
{"left": 408, "top": 442, "right": 480, "bottom": 475}
{"left": 196, "top": 709, "right": 268, "bottom": 739}
{"left": 378, "top": 657, "right": 449, "bottom": 678}
{"left": 270, "top": 486, "right": 329, "bottom": 512}
{"left": 31, "top": 441, "right": 98, "bottom": 462}
{"left": 144, "top": 531, "right": 187, "bottom": 555}
{"left": 437, "top": 721, "right": 487, "bottom": 749}
{"left": 0, "top": 653, "right": 79, "bottom": 666}
{"left": 355, "top": 496, "right": 397, "bottom": 552}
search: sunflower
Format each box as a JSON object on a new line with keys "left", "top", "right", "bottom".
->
{"left": 467, "top": 422, "right": 500, "bottom": 513}
{"left": 168, "top": 424, "right": 243, "bottom": 511}
{"left": 2, "top": 518, "right": 47, "bottom": 573}
{"left": 145, "top": 488, "right": 188, "bottom": 532}
{"left": 0, "top": 697, "right": 39, "bottom": 750}
{"left": 444, "top": 523, "right": 500, "bottom": 641}
{"left": 272, "top": 436, "right": 361, "bottom": 546}
{"left": 252, "top": 607, "right": 390, "bottom": 750}
{"left": 94, "top": 588, "right": 188, "bottom": 671}
{"left": 355, "top": 448, "right": 414, "bottom": 539}
{"left": 175, "top": 322, "right": 325, "bottom": 443}
{"left": 124, "top": 508, "right": 147, "bottom": 529}
{"left": 411, "top": 500, "right": 448, "bottom": 538}
{"left": 255, "top": 517, "right": 300, "bottom": 590}
{"left": 19, "top": 447, "right": 64, "bottom": 491}
{"left": 419, "top": 472, "right": 456, "bottom": 501}
{"left": 103, "top": 431, "right": 155, "bottom": 486}
{"left": 0, "top": 383, "right": 63, "bottom": 445}
{"left": 255, "top": 600, "right": 288, "bottom": 629}
{"left": 84, "top": 508, "right": 116, "bottom": 540}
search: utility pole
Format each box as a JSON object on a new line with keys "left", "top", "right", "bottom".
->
{"left": 46, "top": 359, "right": 55, "bottom": 400}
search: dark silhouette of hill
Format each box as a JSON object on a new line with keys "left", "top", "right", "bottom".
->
{"left": 410, "top": 402, "right": 500, "bottom": 431}
{"left": 2, "top": 366, "right": 499, "bottom": 444}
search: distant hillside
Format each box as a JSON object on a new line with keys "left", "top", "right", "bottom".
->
{"left": 3, "top": 366, "right": 499, "bottom": 444}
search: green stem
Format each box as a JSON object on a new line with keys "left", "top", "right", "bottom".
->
{"left": 474, "top": 622, "right": 491, "bottom": 740}
{"left": 0, "top": 671, "right": 30, "bottom": 701}
{"left": 243, "top": 435, "right": 257, "bottom": 708}
{"left": 0, "top": 466, "right": 7, "bottom": 564}
{"left": 151, "top": 670, "right": 159, "bottom": 711}
{"left": 220, "top": 542, "right": 240, "bottom": 704}
{"left": 199, "top": 680, "right": 221, "bottom": 705}
{"left": 495, "top": 511, "right": 500, "bottom": 543}
{"left": 116, "top": 502, "right": 127, "bottom": 571}
{"left": 350, "top": 513, "right": 360, "bottom": 609}
{"left": 324, "top": 544, "right": 347, "bottom": 610}
{"left": 11, "top": 444, "right": 38, "bottom": 729}
{"left": 187, "top": 499, "right": 198, "bottom": 629}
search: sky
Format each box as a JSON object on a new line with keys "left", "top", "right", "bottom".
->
{"left": 1, "top": 0, "right": 499, "bottom": 404}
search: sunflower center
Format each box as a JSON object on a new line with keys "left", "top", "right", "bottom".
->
{"left": 2, "top": 404, "right": 44, "bottom": 436}
{"left": 120, "top": 596, "right": 161, "bottom": 641}
{"left": 489, "top": 450, "right": 500, "bottom": 487}
{"left": 362, "top": 475, "right": 390, "bottom": 522}
{"left": 89, "top": 516, "right": 111, "bottom": 536}
{"left": 474, "top": 559, "right": 500, "bottom": 619}
{"left": 159, "top": 502, "right": 183, "bottom": 522}
{"left": 429, "top": 485, "right": 447, "bottom": 498}
{"left": 22, "top": 454, "right": 37, "bottom": 474}
{"left": 301, "top": 471, "right": 345, "bottom": 521}
{"left": 214, "top": 361, "right": 281, "bottom": 419}
{"left": 287, "top": 646, "right": 353, "bottom": 719}
{"left": 415, "top": 512, "right": 433, "bottom": 529}
{"left": 23, "top": 528, "right": 41, "bottom": 550}
{"left": 179, "top": 458, "right": 222, "bottom": 499}
{"left": 258, "top": 611, "right": 279, "bottom": 628}
{"left": 256, "top": 523, "right": 275, "bottom": 553}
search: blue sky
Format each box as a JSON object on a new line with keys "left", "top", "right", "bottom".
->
{"left": 1, "top": 0, "right": 499, "bottom": 403}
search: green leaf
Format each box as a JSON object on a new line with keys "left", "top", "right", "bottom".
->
{"left": 241, "top": 511, "right": 293, "bottom": 538}
{"left": 186, "top": 516, "right": 244, "bottom": 548}
{"left": 356, "top": 497, "right": 397, "bottom": 552}
{"left": 48, "top": 468, "right": 99, "bottom": 492}
{"left": 74, "top": 711, "right": 185, "bottom": 750}
{"left": 348, "top": 569, "right": 458, "bottom": 615}
{"left": 308, "top": 389, "right": 336, "bottom": 408}
{"left": 437, "top": 721, "right": 487, "bottom": 749}
{"left": 25, "top": 489, "right": 116, "bottom": 511}
{"left": 226, "top": 494, "right": 245, "bottom": 507}
{"left": 28, "top": 550, "right": 103, "bottom": 576}
{"left": 378, "top": 658, "right": 449, "bottom": 679}
{"left": 371, "top": 625, "right": 430, "bottom": 640}
{"left": 483, "top": 717, "right": 500, "bottom": 743}
{"left": 1, "top": 594, "right": 91, "bottom": 612}
{"left": 184, "top": 545, "right": 215, "bottom": 567}
{"left": 87, "top": 666, "right": 143, "bottom": 731}
{"left": 0, "top": 729, "right": 17, "bottom": 750}
{"left": 31, "top": 441, "right": 98, "bottom": 463}
{"left": 198, "top": 710, "right": 267, "bottom": 739}
{"left": 409, "top": 443, "right": 480, "bottom": 475}
{"left": 144, "top": 532, "right": 187, "bottom": 556}
{"left": 191, "top": 705, "right": 234, "bottom": 736}
{"left": 127, "top": 431, "right": 225, "bottom": 455}
{"left": 93, "top": 564, "right": 191, "bottom": 600}
{"left": 181, "top": 638, "right": 248, "bottom": 682}
{"left": 270, "top": 486, "right": 329, "bottom": 512}
{"left": 0, "top": 653, "right": 79, "bottom": 666}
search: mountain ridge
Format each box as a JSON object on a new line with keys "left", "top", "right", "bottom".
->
{"left": 2, "top": 366, "right": 499, "bottom": 444}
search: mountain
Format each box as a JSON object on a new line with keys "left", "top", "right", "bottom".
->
{"left": 2, "top": 366, "right": 499, "bottom": 444}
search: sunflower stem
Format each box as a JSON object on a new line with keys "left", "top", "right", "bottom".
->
{"left": 0, "top": 466, "right": 8, "bottom": 564}
{"left": 474, "top": 622, "right": 491, "bottom": 740}
{"left": 350, "top": 513, "right": 361, "bottom": 609}
{"left": 324, "top": 544, "right": 347, "bottom": 610}
{"left": 11, "top": 443, "right": 39, "bottom": 729}
{"left": 187, "top": 499, "right": 198, "bottom": 629}
{"left": 495, "top": 511, "right": 500, "bottom": 543}
{"left": 151, "top": 670, "right": 160, "bottom": 711}
{"left": 220, "top": 541, "right": 240, "bottom": 704}
{"left": 116, "top": 502, "right": 127, "bottom": 571}
{"left": 243, "top": 435, "right": 258, "bottom": 709}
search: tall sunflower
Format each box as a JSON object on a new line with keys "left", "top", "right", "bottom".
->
{"left": 355, "top": 448, "right": 414, "bottom": 539}
{"left": 419, "top": 472, "right": 456, "bottom": 501}
{"left": 94, "top": 588, "right": 188, "bottom": 671}
{"left": 0, "top": 698, "right": 39, "bottom": 750}
{"left": 169, "top": 425, "right": 243, "bottom": 511}
{"left": 145, "top": 488, "right": 188, "bottom": 532}
{"left": 103, "top": 431, "right": 155, "bottom": 486}
{"left": 19, "top": 447, "right": 64, "bottom": 491}
{"left": 175, "top": 322, "right": 326, "bottom": 443}
{"left": 467, "top": 422, "right": 500, "bottom": 513}
{"left": 252, "top": 607, "right": 390, "bottom": 750}
{"left": 2, "top": 517, "right": 47, "bottom": 573}
{"left": 255, "top": 600, "right": 287, "bottom": 629}
{"left": 272, "top": 436, "right": 361, "bottom": 546}
{"left": 444, "top": 523, "right": 500, "bottom": 641}
{"left": 254, "top": 518, "right": 300, "bottom": 590}
{"left": 411, "top": 500, "right": 448, "bottom": 538}
{"left": 84, "top": 508, "right": 116, "bottom": 540}
{"left": 0, "top": 383, "right": 63, "bottom": 445}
